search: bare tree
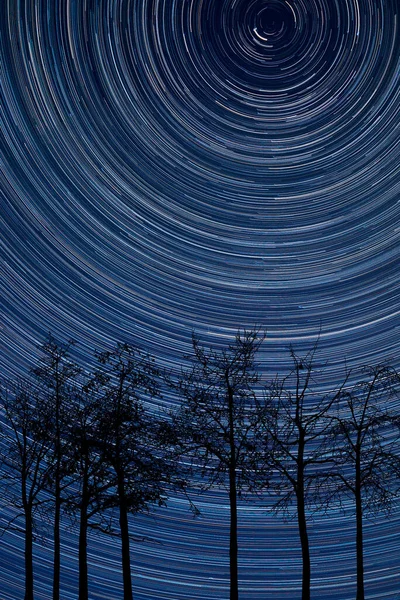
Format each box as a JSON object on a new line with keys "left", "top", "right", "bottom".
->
{"left": 0, "top": 380, "right": 54, "bottom": 600}
{"left": 176, "top": 329, "right": 265, "bottom": 600}
{"left": 329, "top": 365, "right": 400, "bottom": 600}
{"left": 31, "top": 334, "right": 81, "bottom": 600}
{"left": 87, "top": 342, "right": 173, "bottom": 600}
{"left": 63, "top": 388, "right": 115, "bottom": 600}
{"left": 255, "top": 345, "right": 348, "bottom": 600}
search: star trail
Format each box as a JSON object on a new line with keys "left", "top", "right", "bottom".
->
{"left": 1, "top": 0, "right": 400, "bottom": 598}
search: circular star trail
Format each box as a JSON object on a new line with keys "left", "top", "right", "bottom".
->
{"left": 0, "top": 0, "right": 400, "bottom": 598}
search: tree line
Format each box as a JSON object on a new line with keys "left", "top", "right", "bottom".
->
{"left": 1, "top": 330, "right": 400, "bottom": 600}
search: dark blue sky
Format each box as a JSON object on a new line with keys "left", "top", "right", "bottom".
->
{"left": 1, "top": 0, "right": 400, "bottom": 598}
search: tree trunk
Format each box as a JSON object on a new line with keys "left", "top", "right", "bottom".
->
{"left": 229, "top": 463, "right": 239, "bottom": 600}
{"left": 118, "top": 478, "right": 133, "bottom": 600}
{"left": 24, "top": 505, "right": 34, "bottom": 600}
{"left": 297, "top": 490, "right": 311, "bottom": 600}
{"left": 355, "top": 450, "right": 364, "bottom": 600}
{"left": 227, "top": 385, "right": 239, "bottom": 600}
{"left": 78, "top": 460, "right": 89, "bottom": 600}
{"left": 297, "top": 438, "right": 310, "bottom": 600}
{"left": 53, "top": 479, "right": 61, "bottom": 600}
{"left": 53, "top": 373, "right": 61, "bottom": 600}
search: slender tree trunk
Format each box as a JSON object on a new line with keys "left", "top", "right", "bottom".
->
{"left": 297, "top": 489, "right": 311, "bottom": 600}
{"left": 24, "top": 505, "right": 34, "bottom": 600}
{"left": 227, "top": 385, "right": 239, "bottom": 600}
{"left": 229, "top": 463, "right": 239, "bottom": 600}
{"left": 78, "top": 450, "right": 89, "bottom": 600}
{"left": 78, "top": 505, "right": 89, "bottom": 600}
{"left": 297, "top": 439, "right": 310, "bottom": 600}
{"left": 118, "top": 477, "right": 133, "bottom": 600}
{"left": 53, "top": 374, "right": 61, "bottom": 600}
{"left": 78, "top": 448, "right": 90, "bottom": 600}
{"left": 355, "top": 450, "right": 364, "bottom": 600}
{"left": 53, "top": 478, "right": 61, "bottom": 600}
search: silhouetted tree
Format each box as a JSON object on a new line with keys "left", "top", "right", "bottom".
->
{"left": 0, "top": 380, "right": 54, "bottom": 600}
{"left": 329, "top": 365, "right": 400, "bottom": 600}
{"left": 31, "top": 335, "right": 81, "bottom": 600}
{"left": 255, "top": 345, "right": 348, "bottom": 600}
{"left": 63, "top": 388, "right": 115, "bottom": 600}
{"left": 87, "top": 342, "right": 173, "bottom": 600}
{"left": 176, "top": 329, "right": 265, "bottom": 600}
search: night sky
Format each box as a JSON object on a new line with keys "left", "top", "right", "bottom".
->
{"left": 1, "top": 0, "right": 400, "bottom": 598}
